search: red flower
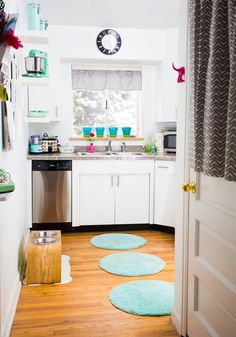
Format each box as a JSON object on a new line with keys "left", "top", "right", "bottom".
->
{"left": 3, "top": 29, "right": 23, "bottom": 49}
{"left": 89, "top": 132, "right": 95, "bottom": 137}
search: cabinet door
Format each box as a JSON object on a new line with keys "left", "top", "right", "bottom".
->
{"left": 154, "top": 162, "right": 176, "bottom": 227}
{"left": 79, "top": 174, "right": 115, "bottom": 225}
{"left": 115, "top": 174, "right": 150, "bottom": 224}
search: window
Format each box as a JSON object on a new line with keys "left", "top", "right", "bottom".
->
{"left": 72, "top": 68, "right": 142, "bottom": 136}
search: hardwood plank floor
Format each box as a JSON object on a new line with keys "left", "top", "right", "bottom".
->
{"left": 11, "top": 230, "right": 178, "bottom": 337}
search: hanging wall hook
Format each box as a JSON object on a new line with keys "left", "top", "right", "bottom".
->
{"left": 172, "top": 63, "right": 185, "bottom": 83}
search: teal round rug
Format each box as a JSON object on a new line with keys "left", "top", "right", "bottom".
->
{"left": 90, "top": 233, "right": 146, "bottom": 250}
{"left": 109, "top": 280, "right": 174, "bottom": 316}
{"left": 99, "top": 252, "right": 165, "bottom": 276}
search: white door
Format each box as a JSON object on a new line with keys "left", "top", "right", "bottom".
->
{"left": 154, "top": 161, "right": 176, "bottom": 227}
{"left": 187, "top": 170, "right": 236, "bottom": 337}
{"left": 115, "top": 174, "right": 150, "bottom": 224}
{"left": 79, "top": 174, "right": 115, "bottom": 225}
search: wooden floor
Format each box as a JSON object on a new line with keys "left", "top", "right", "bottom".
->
{"left": 11, "top": 230, "right": 178, "bottom": 337}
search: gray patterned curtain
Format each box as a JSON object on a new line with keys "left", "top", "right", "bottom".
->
{"left": 189, "top": 0, "right": 236, "bottom": 181}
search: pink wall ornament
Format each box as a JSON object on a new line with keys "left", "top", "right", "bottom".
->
{"left": 172, "top": 63, "right": 185, "bottom": 83}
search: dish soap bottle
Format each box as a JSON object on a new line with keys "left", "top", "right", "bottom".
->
{"left": 151, "top": 144, "right": 156, "bottom": 154}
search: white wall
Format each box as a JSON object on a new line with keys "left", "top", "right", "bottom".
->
{"left": 28, "top": 26, "right": 178, "bottom": 144}
{"left": 0, "top": 1, "right": 29, "bottom": 337}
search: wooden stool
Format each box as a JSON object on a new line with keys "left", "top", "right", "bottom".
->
{"left": 26, "top": 230, "right": 61, "bottom": 284}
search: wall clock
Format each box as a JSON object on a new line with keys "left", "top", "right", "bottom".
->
{"left": 96, "top": 29, "right": 122, "bottom": 55}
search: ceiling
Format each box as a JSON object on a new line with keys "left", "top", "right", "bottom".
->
{"left": 39, "top": 0, "right": 179, "bottom": 30}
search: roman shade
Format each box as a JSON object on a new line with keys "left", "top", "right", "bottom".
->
{"left": 72, "top": 69, "right": 142, "bottom": 91}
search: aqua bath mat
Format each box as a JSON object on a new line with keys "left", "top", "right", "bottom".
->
{"left": 90, "top": 233, "right": 146, "bottom": 250}
{"left": 109, "top": 280, "right": 174, "bottom": 316}
{"left": 99, "top": 252, "right": 165, "bottom": 276}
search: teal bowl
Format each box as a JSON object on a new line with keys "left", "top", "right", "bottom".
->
{"left": 82, "top": 127, "right": 92, "bottom": 137}
{"left": 95, "top": 127, "right": 105, "bottom": 138}
{"left": 108, "top": 127, "right": 118, "bottom": 137}
{"left": 122, "top": 127, "right": 131, "bottom": 137}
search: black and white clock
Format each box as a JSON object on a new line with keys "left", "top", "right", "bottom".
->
{"left": 96, "top": 29, "right": 122, "bottom": 55}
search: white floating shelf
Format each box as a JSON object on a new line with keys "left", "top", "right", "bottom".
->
{"left": 24, "top": 117, "right": 50, "bottom": 123}
{"left": 18, "top": 30, "right": 49, "bottom": 44}
{"left": 22, "top": 77, "right": 50, "bottom": 86}
{"left": 0, "top": 192, "right": 14, "bottom": 202}
{"left": 50, "top": 117, "right": 62, "bottom": 122}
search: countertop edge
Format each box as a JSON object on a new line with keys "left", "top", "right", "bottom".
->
{"left": 27, "top": 153, "right": 176, "bottom": 161}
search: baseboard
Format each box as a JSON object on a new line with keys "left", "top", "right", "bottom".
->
{"left": 171, "top": 308, "right": 182, "bottom": 336}
{"left": 75, "top": 224, "right": 175, "bottom": 233}
{"left": 150, "top": 224, "right": 175, "bottom": 234}
{"left": 2, "top": 278, "right": 21, "bottom": 337}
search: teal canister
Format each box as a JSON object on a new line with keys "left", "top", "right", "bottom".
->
{"left": 27, "top": 3, "right": 40, "bottom": 31}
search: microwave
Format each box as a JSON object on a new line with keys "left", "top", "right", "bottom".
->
{"left": 163, "top": 131, "right": 176, "bottom": 153}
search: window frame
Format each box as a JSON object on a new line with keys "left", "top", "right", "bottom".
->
{"left": 71, "top": 64, "right": 143, "bottom": 138}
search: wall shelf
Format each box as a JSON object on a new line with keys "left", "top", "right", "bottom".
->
{"left": 24, "top": 117, "right": 50, "bottom": 123}
{"left": 24, "top": 116, "right": 61, "bottom": 123}
{"left": 0, "top": 192, "right": 14, "bottom": 202}
{"left": 50, "top": 118, "right": 62, "bottom": 122}
{"left": 18, "top": 30, "right": 49, "bottom": 44}
{"left": 69, "top": 137, "right": 144, "bottom": 141}
{"left": 22, "top": 77, "right": 50, "bottom": 86}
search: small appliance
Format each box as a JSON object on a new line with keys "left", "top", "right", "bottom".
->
{"left": 24, "top": 49, "right": 49, "bottom": 77}
{"left": 29, "top": 135, "right": 42, "bottom": 153}
{"left": 163, "top": 131, "right": 176, "bottom": 153}
{"left": 41, "top": 133, "right": 59, "bottom": 153}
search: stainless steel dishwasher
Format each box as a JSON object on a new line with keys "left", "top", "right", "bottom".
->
{"left": 32, "top": 160, "right": 72, "bottom": 230}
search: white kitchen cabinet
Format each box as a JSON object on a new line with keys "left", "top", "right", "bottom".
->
{"left": 74, "top": 160, "right": 154, "bottom": 226}
{"left": 79, "top": 174, "right": 115, "bottom": 225}
{"left": 115, "top": 173, "right": 150, "bottom": 224}
{"left": 154, "top": 160, "right": 176, "bottom": 227}
{"left": 156, "top": 60, "right": 177, "bottom": 122}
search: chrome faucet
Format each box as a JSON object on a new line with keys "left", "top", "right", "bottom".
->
{"left": 106, "top": 139, "right": 112, "bottom": 152}
{"left": 121, "top": 142, "right": 126, "bottom": 152}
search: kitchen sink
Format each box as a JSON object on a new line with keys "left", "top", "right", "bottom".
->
{"left": 130, "top": 152, "right": 145, "bottom": 156}
{"left": 77, "top": 152, "right": 118, "bottom": 156}
{"left": 77, "top": 152, "right": 145, "bottom": 156}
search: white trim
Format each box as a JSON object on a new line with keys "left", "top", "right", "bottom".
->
{"left": 136, "top": 91, "right": 142, "bottom": 137}
{"left": 172, "top": 0, "right": 189, "bottom": 336}
{"left": 71, "top": 63, "right": 142, "bottom": 71}
{"left": 2, "top": 278, "right": 21, "bottom": 337}
{"left": 1, "top": 228, "right": 30, "bottom": 337}
{"left": 171, "top": 308, "right": 182, "bottom": 336}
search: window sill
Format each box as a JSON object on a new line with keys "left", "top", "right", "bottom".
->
{"left": 69, "top": 136, "right": 144, "bottom": 141}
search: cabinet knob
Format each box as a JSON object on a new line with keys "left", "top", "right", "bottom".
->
{"left": 182, "top": 181, "right": 196, "bottom": 193}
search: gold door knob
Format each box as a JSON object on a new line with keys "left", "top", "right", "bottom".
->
{"left": 182, "top": 181, "right": 196, "bottom": 193}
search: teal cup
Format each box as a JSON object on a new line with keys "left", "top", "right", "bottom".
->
{"left": 108, "top": 127, "right": 118, "bottom": 137}
{"left": 82, "top": 127, "right": 92, "bottom": 137}
{"left": 95, "top": 127, "right": 105, "bottom": 137}
{"left": 122, "top": 127, "right": 131, "bottom": 137}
